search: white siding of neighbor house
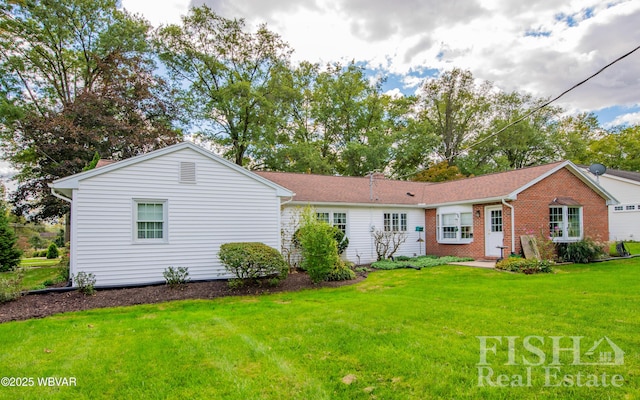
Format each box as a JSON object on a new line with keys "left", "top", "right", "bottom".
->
{"left": 595, "top": 175, "right": 640, "bottom": 241}
{"left": 71, "top": 147, "right": 282, "bottom": 286}
{"left": 281, "top": 205, "right": 426, "bottom": 265}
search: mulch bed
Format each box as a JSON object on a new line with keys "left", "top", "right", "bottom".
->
{"left": 0, "top": 271, "right": 366, "bottom": 324}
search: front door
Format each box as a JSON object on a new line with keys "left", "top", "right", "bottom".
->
{"left": 485, "top": 206, "right": 504, "bottom": 258}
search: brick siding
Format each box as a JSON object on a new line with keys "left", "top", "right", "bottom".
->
{"left": 425, "top": 168, "right": 609, "bottom": 259}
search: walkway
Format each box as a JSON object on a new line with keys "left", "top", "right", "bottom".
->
{"left": 449, "top": 260, "right": 496, "bottom": 269}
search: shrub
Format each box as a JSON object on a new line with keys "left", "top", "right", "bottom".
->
{"left": 0, "top": 269, "right": 23, "bottom": 303}
{"left": 219, "top": 242, "right": 289, "bottom": 287}
{"left": 394, "top": 255, "right": 412, "bottom": 261}
{"left": 557, "top": 238, "right": 606, "bottom": 264}
{"left": 163, "top": 266, "right": 190, "bottom": 288}
{"left": 46, "top": 243, "right": 59, "bottom": 259}
{"left": 496, "top": 257, "right": 553, "bottom": 274}
{"left": 294, "top": 225, "right": 349, "bottom": 256}
{"left": 0, "top": 205, "right": 22, "bottom": 272}
{"left": 74, "top": 271, "right": 96, "bottom": 295}
{"left": 325, "top": 261, "right": 356, "bottom": 282}
{"left": 297, "top": 219, "right": 340, "bottom": 283}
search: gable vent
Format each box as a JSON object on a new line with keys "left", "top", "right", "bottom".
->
{"left": 180, "top": 162, "right": 196, "bottom": 183}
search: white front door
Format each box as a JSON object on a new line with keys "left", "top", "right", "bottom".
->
{"left": 485, "top": 206, "right": 504, "bottom": 258}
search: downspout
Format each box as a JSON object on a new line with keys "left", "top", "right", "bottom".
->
{"left": 502, "top": 199, "right": 515, "bottom": 255}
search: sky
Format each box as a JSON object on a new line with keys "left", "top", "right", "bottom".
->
{"left": 2, "top": 0, "right": 640, "bottom": 187}
{"left": 121, "top": 0, "right": 640, "bottom": 127}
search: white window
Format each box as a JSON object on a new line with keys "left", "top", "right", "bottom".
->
{"left": 614, "top": 206, "right": 624, "bottom": 212}
{"left": 316, "top": 212, "right": 330, "bottom": 223}
{"left": 333, "top": 212, "right": 347, "bottom": 234}
{"left": 134, "top": 200, "right": 167, "bottom": 242}
{"left": 549, "top": 206, "right": 582, "bottom": 242}
{"left": 383, "top": 213, "right": 407, "bottom": 232}
{"left": 316, "top": 211, "right": 348, "bottom": 234}
{"left": 436, "top": 209, "right": 473, "bottom": 244}
{"left": 626, "top": 205, "right": 636, "bottom": 211}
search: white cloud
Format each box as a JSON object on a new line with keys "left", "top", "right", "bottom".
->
{"left": 605, "top": 111, "right": 640, "bottom": 128}
{"left": 124, "top": 0, "right": 640, "bottom": 124}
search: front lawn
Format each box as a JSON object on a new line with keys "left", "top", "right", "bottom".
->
{"left": 0, "top": 259, "right": 638, "bottom": 399}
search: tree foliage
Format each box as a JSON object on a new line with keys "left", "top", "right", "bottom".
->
{"left": 0, "top": 202, "right": 21, "bottom": 272}
{"left": 155, "top": 6, "right": 291, "bottom": 166}
{"left": 0, "top": 0, "right": 181, "bottom": 219}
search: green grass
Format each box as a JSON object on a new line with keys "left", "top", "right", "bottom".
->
{"left": 19, "top": 257, "right": 61, "bottom": 268}
{"left": 610, "top": 241, "right": 640, "bottom": 255}
{"left": 1, "top": 265, "right": 66, "bottom": 291}
{"left": 0, "top": 260, "right": 638, "bottom": 399}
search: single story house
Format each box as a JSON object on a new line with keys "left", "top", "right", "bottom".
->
{"left": 580, "top": 166, "right": 640, "bottom": 241}
{"left": 51, "top": 142, "right": 617, "bottom": 287}
{"left": 259, "top": 161, "right": 617, "bottom": 263}
{"left": 50, "top": 142, "right": 293, "bottom": 287}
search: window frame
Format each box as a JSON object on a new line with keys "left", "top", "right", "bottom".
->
{"left": 383, "top": 212, "right": 408, "bottom": 232}
{"left": 315, "top": 210, "right": 348, "bottom": 235}
{"left": 436, "top": 206, "right": 474, "bottom": 244}
{"left": 133, "top": 199, "right": 168, "bottom": 244}
{"left": 549, "top": 205, "right": 583, "bottom": 243}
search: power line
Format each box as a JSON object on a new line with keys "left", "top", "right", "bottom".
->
{"left": 402, "top": 43, "right": 640, "bottom": 179}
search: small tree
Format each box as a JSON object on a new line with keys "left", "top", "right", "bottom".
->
{"left": 0, "top": 204, "right": 22, "bottom": 272}
{"left": 372, "top": 230, "right": 408, "bottom": 261}
{"left": 46, "top": 243, "right": 59, "bottom": 259}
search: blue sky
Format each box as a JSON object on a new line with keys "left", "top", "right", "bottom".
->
{"left": 122, "top": 0, "right": 640, "bottom": 127}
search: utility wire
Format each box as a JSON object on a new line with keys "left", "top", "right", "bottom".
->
{"left": 403, "top": 43, "right": 640, "bottom": 179}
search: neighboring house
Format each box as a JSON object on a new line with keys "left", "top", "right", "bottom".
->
{"left": 50, "top": 142, "right": 293, "bottom": 287}
{"left": 581, "top": 167, "right": 640, "bottom": 241}
{"left": 51, "top": 142, "right": 617, "bottom": 287}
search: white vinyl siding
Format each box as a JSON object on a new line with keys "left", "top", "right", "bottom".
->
{"left": 71, "top": 147, "right": 283, "bottom": 287}
{"left": 282, "top": 206, "right": 425, "bottom": 264}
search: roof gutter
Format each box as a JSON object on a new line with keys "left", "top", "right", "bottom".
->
{"left": 502, "top": 198, "right": 515, "bottom": 254}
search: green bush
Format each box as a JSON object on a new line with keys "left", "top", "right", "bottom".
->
{"left": 219, "top": 242, "right": 289, "bottom": 287}
{"left": 46, "top": 243, "right": 59, "bottom": 259}
{"left": 394, "top": 255, "right": 412, "bottom": 261}
{"left": 298, "top": 221, "right": 340, "bottom": 283}
{"left": 495, "top": 257, "right": 553, "bottom": 274}
{"left": 163, "top": 266, "right": 190, "bottom": 288}
{"left": 0, "top": 205, "right": 21, "bottom": 272}
{"left": 0, "top": 269, "right": 23, "bottom": 303}
{"left": 74, "top": 271, "right": 96, "bottom": 295}
{"left": 325, "top": 261, "right": 356, "bottom": 281}
{"left": 557, "top": 238, "right": 606, "bottom": 263}
{"left": 294, "top": 225, "right": 349, "bottom": 256}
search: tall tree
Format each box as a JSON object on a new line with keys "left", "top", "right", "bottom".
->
{"left": 549, "top": 112, "right": 602, "bottom": 164}
{"left": 461, "top": 92, "right": 560, "bottom": 174}
{"left": 0, "top": 0, "right": 180, "bottom": 220}
{"left": 415, "top": 68, "right": 492, "bottom": 165}
{"left": 155, "top": 6, "right": 292, "bottom": 166}
{"left": 0, "top": 192, "right": 21, "bottom": 272}
{"left": 586, "top": 125, "right": 640, "bottom": 171}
